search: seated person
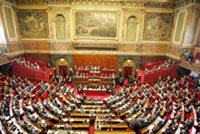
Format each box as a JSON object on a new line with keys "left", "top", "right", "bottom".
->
{"left": 195, "top": 59, "right": 200, "bottom": 64}
{"left": 77, "top": 84, "right": 83, "bottom": 94}
{"left": 92, "top": 74, "right": 97, "bottom": 79}
{"left": 144, "top": 68, "right": 149, "bottom": 73}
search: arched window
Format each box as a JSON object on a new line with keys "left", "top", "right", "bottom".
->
{"left": 126, "top": 16, "right": 137, "bottom": 41}
{"left": 0, "top": 17, "right": 6, "bottom": 43}
{"left": 55, "top": 14, "right": 66, "bottom": 40}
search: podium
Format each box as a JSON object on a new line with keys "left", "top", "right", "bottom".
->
{"left": 88, "top": 79, "right": 101, "bottom": 88}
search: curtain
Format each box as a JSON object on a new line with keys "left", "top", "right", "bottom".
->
{"left": 196, "top": 52, "right": 200, "bottom": 60}
{"left": 59, "top": 65, "right": 68, "bottom": 76}
{"left": 123, "top": 67, "right": 133, "bottom": 78}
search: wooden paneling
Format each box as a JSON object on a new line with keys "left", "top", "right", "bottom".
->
{"left": 169, "top": 46, "right": 179, "bottom": 56}
{"left": 24, "top": 54, "right": 51, "bottom": 64}
{"left": 23, "top": 40, "right": 50, "bottom": 50}
{"left": 140, "top": 56, "right": 167, "bottom": 69}
{"left": 73, "top": 55, "right": 118, "bottom": 70}
{"left": 142, "top": 44, "right": 168, "bottom": 54}
{"left": 7, "top": 43, "right": 21, "bottom": 53}
{"left": 53, "top": 42, "right": 68, "bottom": 51}
{"left": 124, "top": 44, "right": 137, "bottom": 52}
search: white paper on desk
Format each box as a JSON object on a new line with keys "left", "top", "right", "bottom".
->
{"left": 148, "top": 124, "right": 154, "bottom": 130}
{"left": 117, "top": 119, "right": 122, "bottom": 122}
{"left": 158, "top": 117, "right": 162, "bottom": 121}
{"left": 63, "top": 118, "right": 68, "bottom": 122}
{"left": 41, "top": 119, "right": 45, "bottom": 124}
{"left": 191, "top": 127, "right": 196, "bottom": 134}
{"left": 69, "top": 118, "right": 74, "bottom": 122}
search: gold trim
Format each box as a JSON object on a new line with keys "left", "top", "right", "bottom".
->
{"left": 145, "top": 9, "right": 174, "bottom": 13}
{"left": 141, "top": 41, "right": 170, "bottom": 44}
{"left": 24, "top": 50, "right": 51, "bottom": 54}
{"left": 166, "top": 53, "right": 180, "bottom": 60}
{"left": 9, "top": 50, "right": 24, "bottom": 57}
{"left": 23, "top": 49, "right": 167, "bottom": 56}
{"left": 16, "top": 6, "right": 48, "bottom": 9}
{"left": 8, "top": 50, "right": 181, "bottom": 61}
{"left": 21, "top": 38, "right": 50, "bottom": 41}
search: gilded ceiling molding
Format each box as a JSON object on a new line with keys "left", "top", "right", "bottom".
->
{"left": 173, "top": 0, "right": 199, "bottom": 9}
{"left": 6, "top": 0, "right": 199, "bottom": 9}
{"left": 4, "top": 0, "right": 178, "bottom": 9}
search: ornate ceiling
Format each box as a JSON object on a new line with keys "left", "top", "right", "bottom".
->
{"left": 5, "top": 0, "right": 200, "bottom": 9}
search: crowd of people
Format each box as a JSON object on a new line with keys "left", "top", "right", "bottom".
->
{"left": 77, "top": 83, "right": 116, "bottom": 95}
{"left": 184, "top": 50, "right": 194, "bottom": 64}
{"left": 144, "top": 59, "right": 176, "bottom": 74}
{"left": 74, "top": 65, "right": 101, "bottom": 72}
{"left": 52, "top": 75, "right": 73, "bottom": 84}
{"left": 0, "top": 68, "right": 199, "bottom": 134}
{"left": 12, "top": 57, "right": 41, "bottom": 71}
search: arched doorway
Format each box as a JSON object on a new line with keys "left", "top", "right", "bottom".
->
{"left": 123, "top": 59, "right": 136, "bottom": 78}
{"left": 56, "top": 58, "right": 68, "bottom": 76}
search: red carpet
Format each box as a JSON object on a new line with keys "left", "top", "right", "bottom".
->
{"left": 73, "top": 88, "right": 110, "bottom": 101}
{"left": 89, "top": 124, "right": 94, "bottom": 134}
{"left": 123, "top": 78, "right": 128, "bottom": 85}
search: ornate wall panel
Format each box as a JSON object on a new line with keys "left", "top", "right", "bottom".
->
{"left": 55, "top": 14, "right": 66, "bottom": 40}
{"left": 184, "top": 7, "right": 200, "bottom": 46}
{"left": 17, "top": 9, "right": 49, "bottom": 38}
{"left": 124, "top": 44, "right": 137, "bottom": 52}
{"left": 22, "top": 40, "right": 50, "bottom": 50}
{"left": 24, "top": 54, "right": 51, "bottom": 64}
{"left": 174, "top": 11, "right": 186, "bottom": 42}
{"left": 7, "top": 42, "right": 21, "bottom": 53}
{"left": 52, "top": 42, "right": 70, "bottom": 51}
{"left": 141, "top": 44, "right": 168, "bottom": 54}
{"left": 74, "top": 10, "right": 119, "bottom": 40}
{"left": 169, "top": 46, "right": 180, "bottom": 56}
{"left": 4, "top": 6, "right": 16, "bottom": 38}
{"left": 143, "top": 12, "right": 173, "bottom": 41}
{"left": 126, "top": 16, "right": 137, "bottom": 41}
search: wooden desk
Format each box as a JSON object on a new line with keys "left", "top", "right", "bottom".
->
{"left": 84, "top": 100, "right": 104, "bottom": 105}
{"left": 95, "top": 131, "right": 135, "bottom": 134}
{"left": 70, "top": 112, "right": 115, "bottom": 118}
{"left": 84, "top": 109, "right": 110, "bottom": 113}
{"left": 62, "top": 118, "right": 90, "bottom": 123}
{"left": 127, "top": 99, "right": 149, "bottom": 121}
{"left": 88, "top": 79, "right": 101, "bottom": 87}
{"left": 95, "top": 124, "right": 129, "bottom": 130}
{"left": 74, "top": 77, "right": 89, "bottom": 85}
{"left": 55, "top": 123, "right": 89, "bottom": 129}
{"left": 47, "top": 130, "right": 88, "bottom": 134}
{"left": 38, "top": 98, "right": 60, "bottom": 121}
{"left": 101, "top": 77, "right": 115, "bottom": 84}
{"left": 95, "top": 119, "right": 125, "bottom": 124}
{"left": 81, "top": 105, "right": 106, "bottom": 109}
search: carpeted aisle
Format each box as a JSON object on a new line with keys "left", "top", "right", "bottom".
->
{"left": 89, "top": 124, "right": 95, "bottom": 134}
{"left": 123, "top": 78, "right": 128, "bottom": 85}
